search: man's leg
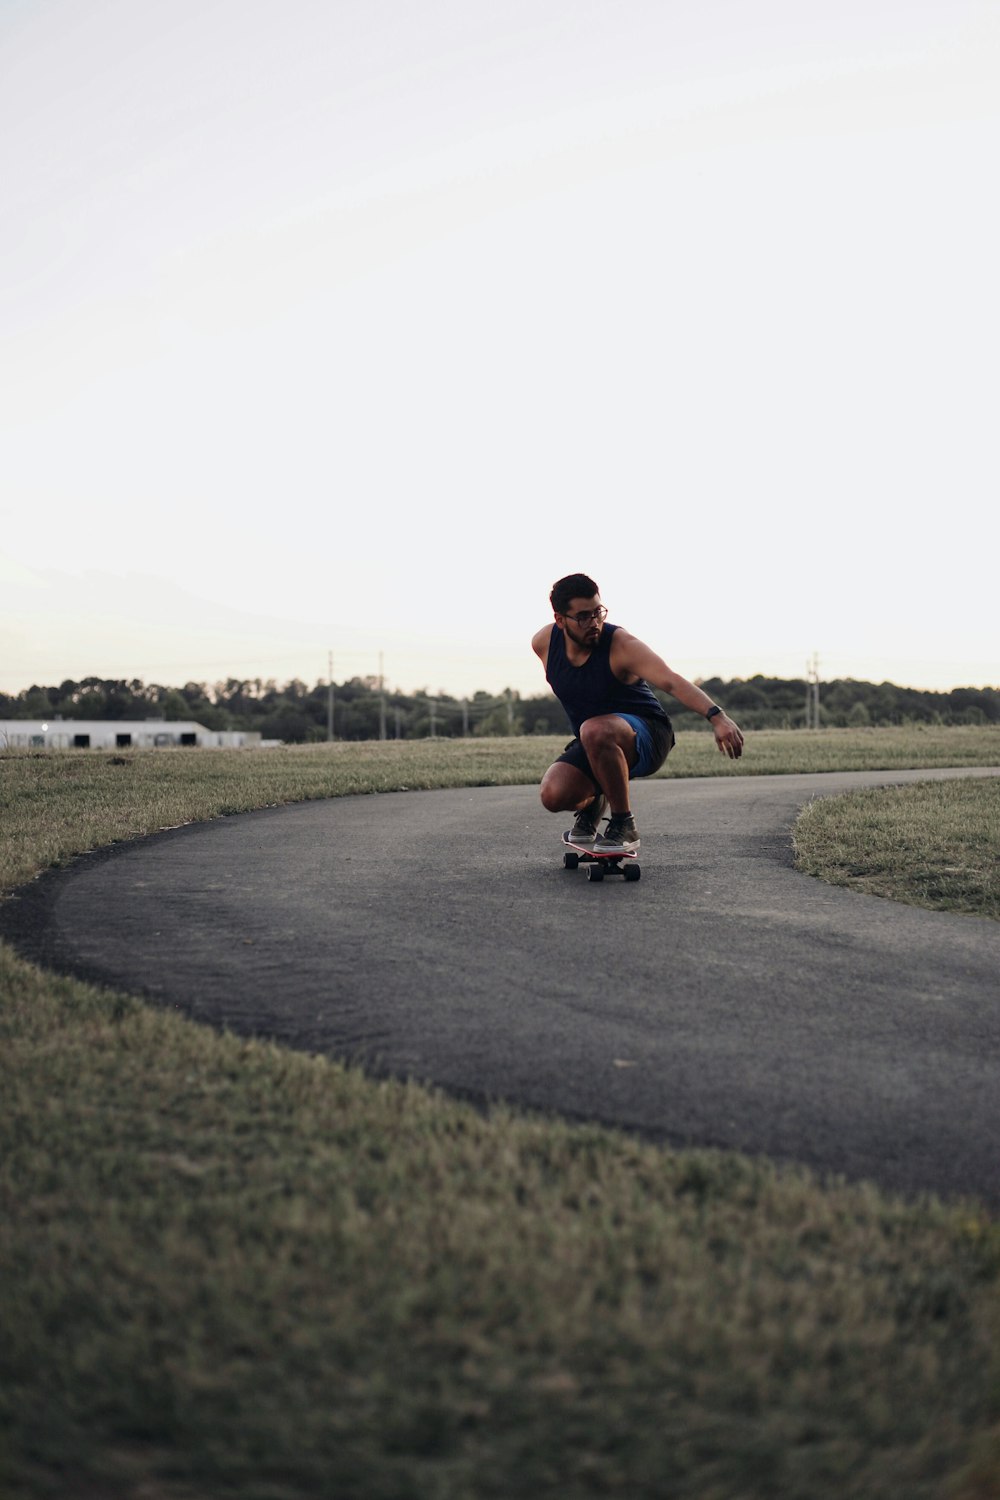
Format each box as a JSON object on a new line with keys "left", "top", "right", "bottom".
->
{"left": 539, "top": 760, "right": 599, "bottom": 815}
{"left": 578, "top": 715, "right": 638, "bottom": 815}
{"left": 539, "top": 757, "right": 609, "bottom": 840}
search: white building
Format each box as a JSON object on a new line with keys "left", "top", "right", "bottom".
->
{"left": 0, "top": 719, "right": 265, "bottom": 750}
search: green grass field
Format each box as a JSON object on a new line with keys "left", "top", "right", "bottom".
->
{"left": 2, "top": 727, "right": 1000, "bottom": 1499}
{"left": 795, "top": 775, "right": 1000, "bottom": 920}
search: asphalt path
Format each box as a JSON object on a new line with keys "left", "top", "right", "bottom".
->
{"left": 4, "top": 766, "right": 1000, "bottom": 1205}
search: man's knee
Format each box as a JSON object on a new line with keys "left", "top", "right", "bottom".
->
{"left": 580, "top": 716, "right": 623, "bottom": 754}
{"left": 539, "top": 764, "right": 565, "bottom": 811}
{"left": 580, "top": 716, "right": 637, "bottom": 779}
{"left": 540, "top": 764, "right": 592, "bottom": 813}
{"left": 540, "top": 783, "right": 563, "bottom": 813}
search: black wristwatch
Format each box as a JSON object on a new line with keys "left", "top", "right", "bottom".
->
{"left": 706, "top": 705, "right": 722, "bottom": 721}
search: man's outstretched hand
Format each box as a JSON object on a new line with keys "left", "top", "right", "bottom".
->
{"left": 713, "top": 714, "right": 744, "bottom": 759}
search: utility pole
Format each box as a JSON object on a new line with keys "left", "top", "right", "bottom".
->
{"left": 805, "top": 662, "right": 811, "bottom": 728}
{"left": 327, "top": 651, "right": 335, "bottom": 742}
{"left": 806, "top": 653, "right": 820, "bottom": 730}
{"left": 378, "top": 652, "right": 387, "bottom": 741}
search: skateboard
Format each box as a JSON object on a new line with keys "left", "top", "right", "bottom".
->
{"left": 562, "top": 831, "right": 641, "bottom": 882}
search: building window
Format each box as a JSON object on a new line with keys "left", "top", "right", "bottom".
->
{"left": 180, "top": 733, "right": 197, "bottom": 747}
{"left": 73, "top": 735, "right": 91, "bottom": 749}
{"left": 116, "top": 733, "right": 132, "bottom": 748}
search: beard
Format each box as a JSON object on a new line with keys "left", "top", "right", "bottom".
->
{"left": 565, "top": 620, "right": 602, "bottom": 649}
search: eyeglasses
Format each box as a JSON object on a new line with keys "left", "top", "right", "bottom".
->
{"left": 562, "top": 605, "right": 608, "bottom": 624}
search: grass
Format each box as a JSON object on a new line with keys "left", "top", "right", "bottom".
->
{"left": 795, "top": 776, "right": 1000, "bottom": 920}
{"left": 2, "top": 727, "right": 1000, "bottom": 1499}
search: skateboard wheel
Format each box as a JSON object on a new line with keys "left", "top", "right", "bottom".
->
{"left": 563, "top": 852, "right": 579, "bottom": 870}
{"left": 624, "top": 863, "right": 641, "bottom": 882}
{"left": 587, "top": 864, "right": 605, "bottom": 882}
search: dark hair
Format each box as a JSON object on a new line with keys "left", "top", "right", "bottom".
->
{"left": 550, "top": 573, "right": 599, "bottom": 616}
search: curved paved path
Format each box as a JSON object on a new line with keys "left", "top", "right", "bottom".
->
{"left": 4, "top": 767, "right": 1000, "bottom": 1205}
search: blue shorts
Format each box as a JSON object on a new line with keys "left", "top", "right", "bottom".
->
{"left": 555, "top": 713, "right": 674, "bottom": 787}
{"left": 619, "top": 714, "right": 667, "bottom": 779}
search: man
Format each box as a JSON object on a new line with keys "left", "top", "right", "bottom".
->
{"left": 532, "top": 573, "right": 744, "bottom": 851}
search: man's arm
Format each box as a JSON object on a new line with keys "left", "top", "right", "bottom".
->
{"left": 611, "top": 631, "right": 744, "bottom": 759}
{"left": 531, "top": 625, "right": 552, "bottom": 669}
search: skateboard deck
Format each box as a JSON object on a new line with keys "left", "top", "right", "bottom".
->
{"left": 562, "top": 831, "right": 640, "bottom": 882}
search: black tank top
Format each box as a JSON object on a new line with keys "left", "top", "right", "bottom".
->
{"left": 545, "top": 623, "right": 671, "bottom": 738}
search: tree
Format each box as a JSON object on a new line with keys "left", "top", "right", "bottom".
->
{"left": 258, "top": 707, "right": 315, "bottom": 742}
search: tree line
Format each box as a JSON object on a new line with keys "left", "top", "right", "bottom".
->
{"left": 3, "top": 674, "right": 997, "bottom": 742}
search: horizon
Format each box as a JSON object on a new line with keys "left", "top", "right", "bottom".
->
{"left": 3, "top": 657, "right": 998, "bottom": 703}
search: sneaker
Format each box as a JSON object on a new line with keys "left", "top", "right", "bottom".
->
{"left": 595, "top": 812, "right": 640, "bottom": 852}
{"left": 569, "top": 794, "right": 608, "bottom": 844}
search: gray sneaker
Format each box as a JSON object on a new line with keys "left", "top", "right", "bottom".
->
{"left": 595, "top": 812, "right": 640, "bottom": 852}
{"left": 569, "top": 794, "right": 607, "bottom": 843}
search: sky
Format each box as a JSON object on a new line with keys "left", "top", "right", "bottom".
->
{"left": 2, "top": 0, "right": 998, "bottom": 700}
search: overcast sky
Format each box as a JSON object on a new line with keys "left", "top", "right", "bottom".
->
{"left": 2, "top": 0, "right": 997, "bottom": 698}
